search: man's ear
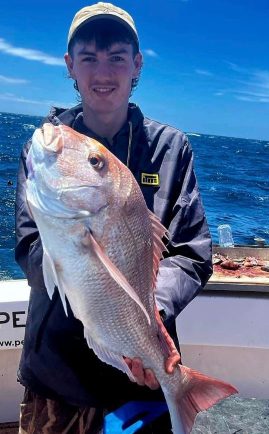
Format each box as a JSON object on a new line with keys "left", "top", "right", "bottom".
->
{"left": 64, "top": 53, "right": 76, "bottom": 79}
{"left": 133, "top": 51, "right": 143, "bottom": 78}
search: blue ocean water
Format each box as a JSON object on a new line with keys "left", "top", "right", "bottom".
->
{"left": 0, "top": 111, "right": 268, "bottom": 280}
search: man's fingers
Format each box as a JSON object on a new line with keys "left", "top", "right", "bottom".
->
{"left": 144, "top": 368, "right": 160, "bottom": 390}
{"left": 124, "top": 357, "right": 160, "bottom": 389}
{"left": 165, "top": 351, "right": 181, "bottom": 374}
{"left": 124, "top": 357, "right": 146, "bottom": 385}
{"left": 131, "top": 358, "right": 146, "bottom": 385}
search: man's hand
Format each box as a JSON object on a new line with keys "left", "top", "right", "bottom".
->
{"left": 124, "top": 357, "right": 160, "bottom": 390}
{"left": 124, "top": 308, "right": 181, "bottom": 390}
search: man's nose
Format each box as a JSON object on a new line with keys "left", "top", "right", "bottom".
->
{"left": 95, "top": 61, "right": 112, "bottom": 79}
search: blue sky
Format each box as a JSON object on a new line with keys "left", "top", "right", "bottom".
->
{"left": 1, "top": 0, "right": 269, "bottom": 140}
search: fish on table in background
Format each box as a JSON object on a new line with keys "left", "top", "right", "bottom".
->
{"left": 26, "top": 123, "right": 237, "bottom": 434}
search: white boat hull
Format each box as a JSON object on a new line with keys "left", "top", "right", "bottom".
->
{"left": 177, "top": 290, "right": 269, "bottom": 399}
{"left": 1, "top": 264, "right": 269, "bottom": 422}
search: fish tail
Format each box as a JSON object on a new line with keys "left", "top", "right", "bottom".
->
{"left": 165, "top": 365, "right": 237, "bottom": 434}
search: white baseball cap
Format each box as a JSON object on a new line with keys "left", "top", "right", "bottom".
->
{"left": 67, "top": 2, "right": 139, "bottom": 48}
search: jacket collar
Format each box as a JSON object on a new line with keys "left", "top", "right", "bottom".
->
{"left": 47, "top": 103, "right": 144, "bottom": 143}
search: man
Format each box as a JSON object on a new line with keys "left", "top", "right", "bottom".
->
{"left": 15, "top": 2, "right": 212, "bottom": 433}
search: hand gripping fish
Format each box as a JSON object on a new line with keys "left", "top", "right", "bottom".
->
{"left": 26, "top": 123, "right": 237, "bottom": 434}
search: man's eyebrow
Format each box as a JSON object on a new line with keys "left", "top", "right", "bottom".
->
{"left": 108, "top": 48, "right": 129, "bottom": 55}
{"left": 77, "top": 48, "right": 129, "bottom": 56}
{"left": 77, "top": 49, "right": 96, "bottom": 56}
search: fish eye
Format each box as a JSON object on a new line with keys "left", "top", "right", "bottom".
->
{"left": 88, "top": 153, "right": 105, "bottom": 170}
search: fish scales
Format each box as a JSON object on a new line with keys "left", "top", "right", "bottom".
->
{"left": 26, "top": 123, "right": 237, "bottom": 433}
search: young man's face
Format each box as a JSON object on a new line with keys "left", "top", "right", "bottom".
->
{"left": 65, "top": 40, "right": 142, "bottom": 118}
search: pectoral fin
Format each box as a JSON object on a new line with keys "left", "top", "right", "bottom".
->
{"left": 42, "top": 249, "right": 68, "bottom": 316}
{"left": 88, "top": 232, "right": 151, "bottom": 325}
{"left": 42, "top": 249, "right": 56, "bottom": 299}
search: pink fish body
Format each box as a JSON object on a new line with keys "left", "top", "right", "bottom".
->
{"left": 26, "top": 123, "right": 237, "bottom": 433}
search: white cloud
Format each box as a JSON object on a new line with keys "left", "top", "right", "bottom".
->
{"left": 195, "top": 69, "right": 214, "bottom": 77}
{"left": 236, "top": 90, "right": 269, "bottom": 98}
{"left": 238, "top": 69, "right": 269, "bottom": 102}
{"left": 0, "top": 38, "right": 64, "bottom": 66}
{"left": 0, "top": 93, "right": 73, "bottom": 108}
{"left": 251, "top": 70, "right": 269, "bottom": 90}
{"left": 0, "top": 74, "right": 28, "bottom": 84}
{"left": 217, "top": 62, "right": 269, "bottom": 103}
{"left": 143, "top": 49, "right": 158, "bottom": 58}
{"left": 235, "top": 94, "right": 269, "bottom": 103}
{"left": 224, "top": 61, "right": 245, "bottom": 73}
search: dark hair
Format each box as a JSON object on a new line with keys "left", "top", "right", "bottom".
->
{"left": 68, "top": 19, "right": 141, "bottom": 95}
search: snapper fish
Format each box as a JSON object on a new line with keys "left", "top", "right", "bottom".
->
{"left": 26, "top": 123, "right": 237, "bottom": 434}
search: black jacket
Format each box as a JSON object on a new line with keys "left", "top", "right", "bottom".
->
{"left": 15, "top": 103, "right": 212, "bottom": 408}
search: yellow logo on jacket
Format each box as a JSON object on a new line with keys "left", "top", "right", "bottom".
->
{"left": 141, "top": 173, "right": 160, "bottom": 186}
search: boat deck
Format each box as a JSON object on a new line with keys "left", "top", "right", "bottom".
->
{"left": 1, "top": 397, "right": 268, "bottom": 433}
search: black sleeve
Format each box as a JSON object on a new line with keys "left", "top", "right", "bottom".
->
{"left": 155, "top": 137, "right": 212, "bottom": 325}
{"left": 15, "top": 140, "right": 45, "bottom": 289}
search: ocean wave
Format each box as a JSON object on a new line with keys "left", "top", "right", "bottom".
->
{"left": 1, "top": 111, "right": 269, "bottom": 275}
{"left": 23, "top": 124, "right": 36, "bottom": 131}
{"left": 255, "top": 195, "right": 269, "bottom": 202}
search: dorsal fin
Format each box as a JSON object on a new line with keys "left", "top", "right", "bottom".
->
{"left": 148, "top": 211, "right": 169, "bottom": 289}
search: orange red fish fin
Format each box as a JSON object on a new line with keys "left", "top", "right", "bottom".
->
{"left": 148, "top": 211, "right": 168, "bottom": 289}
{"left": 174, "top": 365, "right": 238, "bottom": 433}
{"left": 88, "top": 232, "right": 151, "bottom": 325}
{"left": 154, "top": 306, "right": 181, "bottom": 368}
